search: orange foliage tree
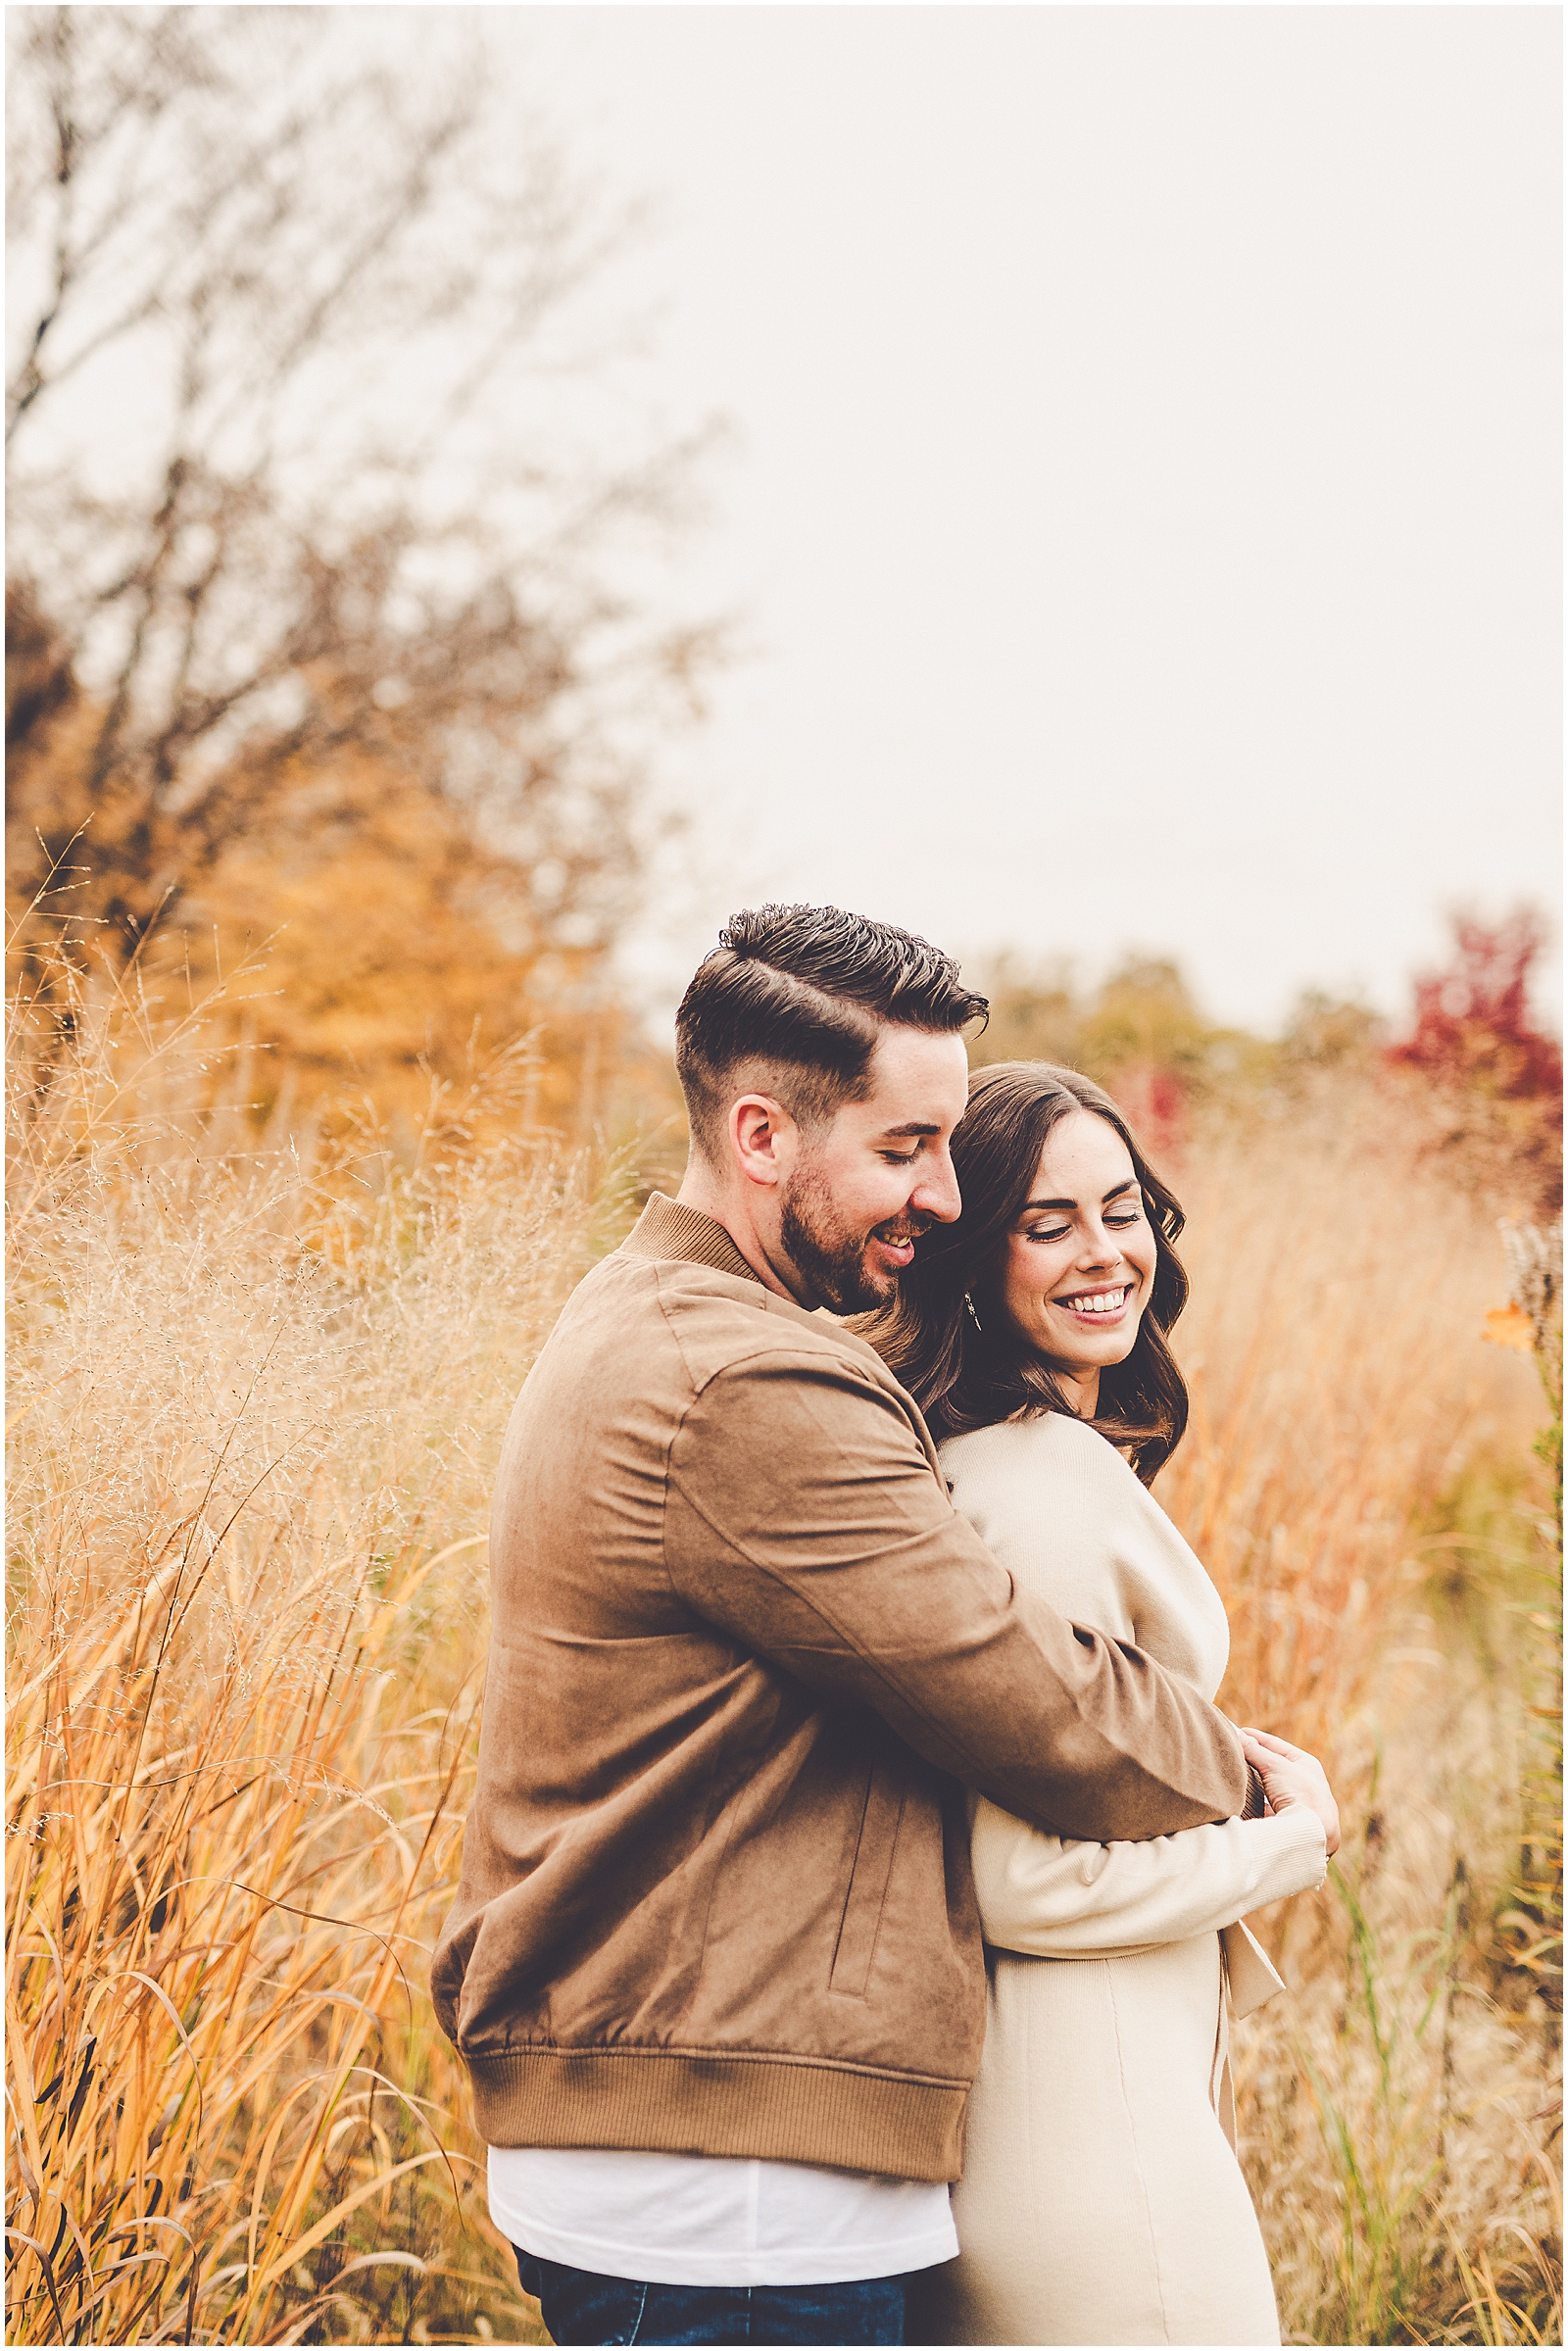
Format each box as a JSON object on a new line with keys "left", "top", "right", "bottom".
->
{"left": 6, "top": 6, "right": 717, "bottom": 1129}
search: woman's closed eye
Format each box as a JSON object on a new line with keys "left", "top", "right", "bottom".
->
{"left": 1023, "top": 1207, "right": 1143, "bottom": 1244}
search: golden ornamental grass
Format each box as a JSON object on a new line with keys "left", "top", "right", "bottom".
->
{"left": 1163, "top": 1082, "right": 1542, "bottom": 1761}
{"left": 1163, "top": 1090, "right": 1561, "bottom": 2343}
{"left": 6, "top": 960, "right": 1560, "bottom": 2344}
{"left": 7, "top": 955, "right": 605, "bottom": 2343}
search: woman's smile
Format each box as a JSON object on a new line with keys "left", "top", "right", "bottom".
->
{"left": 1053, "top": 1282, "right": 1134, "bottom": 1320}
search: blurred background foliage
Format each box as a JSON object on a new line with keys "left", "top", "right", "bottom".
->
{"left": 6, "top": 3, "right": 716, "bottom": 1143}
{"left": 971, "top": 919, "right": 1560, "bottom": 1217}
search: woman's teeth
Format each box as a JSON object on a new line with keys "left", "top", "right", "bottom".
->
{"left": 1059, "top": 1287, "right": 1129, "bottom": 1315}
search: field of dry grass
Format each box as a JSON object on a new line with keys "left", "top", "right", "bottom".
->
{"left": 6, "top": 964, "right": 1561, "bottom": 2345}
{"left": 1167, "top": 1096, "right": 1561, "bottom": 2344}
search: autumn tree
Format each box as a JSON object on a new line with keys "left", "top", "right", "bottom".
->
{"left": 1384, "top": 906, "right": 1561, "bottom": 1211}
{"left": 968, "top": 951, "right": 1268, "bottom": 1159}
{"left": 6, "top": 5, "right": 716, "bottom": 1118}
{"left": 1386, "top": 907, "right": 1562, "bottom": 1103}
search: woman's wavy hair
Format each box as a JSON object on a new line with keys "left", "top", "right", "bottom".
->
{"left": 859, "top": 1061, "right": 1191, "bottom": 1484}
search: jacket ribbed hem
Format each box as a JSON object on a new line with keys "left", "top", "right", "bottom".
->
{"left": 467, "top": 2046, "right": 969, "bottom": 2184}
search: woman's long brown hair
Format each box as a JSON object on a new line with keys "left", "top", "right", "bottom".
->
{"left": 859, "top": 1061, "right": 1191, "bottom": 1484}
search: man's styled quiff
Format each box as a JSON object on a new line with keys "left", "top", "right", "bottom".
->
{"left": 675, "top": 904, "right": 988, "bottom": 1164}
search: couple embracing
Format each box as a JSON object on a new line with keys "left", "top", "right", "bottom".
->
{"left": 432, "top": 905, "right": 1338, "bottom": 2349}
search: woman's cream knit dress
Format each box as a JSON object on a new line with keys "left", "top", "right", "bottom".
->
{"left": 908, "top": 1413, "right": 1328, "bottom": 2349}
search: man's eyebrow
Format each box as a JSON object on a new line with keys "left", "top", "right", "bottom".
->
{"left": 1018, "top": 1176, "right": 1139, "bottom": 1214}
{"left": 877, "top": 1121, "right": 942, "bottom": 1139}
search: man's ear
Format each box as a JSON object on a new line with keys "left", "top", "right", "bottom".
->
{"left": 729, "top": 1093, "right": 799, "bottom": 1191}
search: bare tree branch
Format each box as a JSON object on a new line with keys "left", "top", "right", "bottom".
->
{"left": 7, "top": 5, "right": 722, "bottom": 986}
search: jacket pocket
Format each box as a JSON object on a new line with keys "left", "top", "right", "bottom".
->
{"left": 829, "top": 1758, "right": 906, "bottom": 1999}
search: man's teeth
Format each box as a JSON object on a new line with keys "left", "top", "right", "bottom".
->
{"left": 1061, "top": 1288, "right": 1128, "bottom": 1314}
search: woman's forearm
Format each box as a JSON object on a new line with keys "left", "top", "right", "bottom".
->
{"left": 971, "top": 1796, "right": 1327, "bottom": 1957}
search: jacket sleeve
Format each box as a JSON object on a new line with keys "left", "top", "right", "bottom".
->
{"left": 662, "top": 1347, "right": 1253, "bottom": 1843}
{"left": 970, "top": 1794, "right": 1328, "bottom": 1956}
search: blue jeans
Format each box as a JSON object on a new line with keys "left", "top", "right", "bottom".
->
{"left": 514, "top": 2250, "right": 907, "bottom": 2345}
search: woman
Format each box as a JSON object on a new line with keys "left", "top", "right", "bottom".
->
{"left": 861, "top": 1061, "right": 1338, "bottom": 2348}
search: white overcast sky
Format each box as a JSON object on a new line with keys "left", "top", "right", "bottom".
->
{"left": 483, "top": 3, "right": 1561, "bottom": 1035}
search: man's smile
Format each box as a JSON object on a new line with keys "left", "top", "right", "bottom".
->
{"left": 871, "top": 1218, "right": 931, "bottom": 1269}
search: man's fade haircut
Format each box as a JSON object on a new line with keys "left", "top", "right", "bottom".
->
{"left": 675, "top": 904, "right": 988, "bottom": 1164}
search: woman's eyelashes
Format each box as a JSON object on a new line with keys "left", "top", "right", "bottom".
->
{"left": 1022, "top": 1207, "right": 1143, "bottom": 1245}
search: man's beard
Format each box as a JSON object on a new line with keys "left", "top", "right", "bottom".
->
{"left": 779, "top": 1161, "right": 928, "bottom": 1314}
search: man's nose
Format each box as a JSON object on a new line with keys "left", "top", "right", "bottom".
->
{"left": 911, "top": 1149, "right": 962, "bottom": 1225}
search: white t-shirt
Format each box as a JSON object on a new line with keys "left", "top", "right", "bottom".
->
{"left": 488, "top": 2146, "right": 957, "bottom": 2287}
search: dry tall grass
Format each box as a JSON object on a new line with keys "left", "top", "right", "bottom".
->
{"left": 1165, "top": 1084, "right": 1542, "bottom": 1762}
{"left": 1164, "top": 1092, "right": 1561, "bottom": 2343}
{"left": 6, "top": 969, "right": 1560, "bottom": 2344}
{"left": 8, "top": 957, "right": 606, "bottom": 2343}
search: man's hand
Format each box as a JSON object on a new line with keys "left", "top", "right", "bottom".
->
{"left": 1239, "top": 1728, "right": 1341, "bottom": 1857}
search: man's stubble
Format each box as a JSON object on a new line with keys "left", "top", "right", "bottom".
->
{"left": 779, "top": 1157, "right": 923, "bottom": 1316}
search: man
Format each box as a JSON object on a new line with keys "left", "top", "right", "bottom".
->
{"left": 433, "top": 905, "right": 1263, "bottom": 2348}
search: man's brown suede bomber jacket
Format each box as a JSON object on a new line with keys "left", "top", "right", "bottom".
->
{"left": 432, "top": 1195, "right": 1260, "bottom": 2184}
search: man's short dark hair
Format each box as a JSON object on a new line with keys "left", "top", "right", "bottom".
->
{"left": 675, "top": 904, "right": 988, "bottom": 1163}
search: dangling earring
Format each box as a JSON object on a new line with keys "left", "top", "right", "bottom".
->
{"left": 963, "top": 1293, "right": 983, "bottom": 1334}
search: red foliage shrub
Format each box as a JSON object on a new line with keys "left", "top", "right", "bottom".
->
{"left": 1109, "top": 1062, "right": 1188, "bottom": 1169}
{"left": 1387, "top": 908, "right": 1562, "bottom": 1103}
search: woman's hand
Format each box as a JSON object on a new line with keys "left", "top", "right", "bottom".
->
{"left": 1239, "top": 1728, "right": 1341, "bottom": 1857}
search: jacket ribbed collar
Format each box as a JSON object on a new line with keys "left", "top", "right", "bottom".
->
{"left": 620, "top": 1192, "right": 764, "bottom": 1288}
